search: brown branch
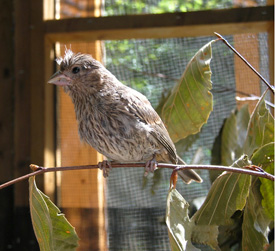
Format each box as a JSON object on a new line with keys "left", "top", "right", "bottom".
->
{"left": 0, "top": 163, "right": 274, "bottom": 190}
{"left": 170, "top": 164, "right": 275, "bottom": 188}
{"left": 214, "top": 32, "right": 275, "bottom": 94}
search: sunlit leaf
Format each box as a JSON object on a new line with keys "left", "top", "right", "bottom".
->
{"left": 161, "top": 40, "right": 215, "bottom": 142}
{"left": 193, "top": 155, "right": 251, "bottom": 226}
{"left": 166, "top": 189, "right": 199, "bottom": 251}
{"left": 244, "top": 90, "right": 274, "bottom": 157}
{"left": 29, "top": 177, "right": 79, "bottom": 251}
{"left": 251, "top": 142, "right": 274, "bottom": 219}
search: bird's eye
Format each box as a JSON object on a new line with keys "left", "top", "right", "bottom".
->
{"left": 72, "top": 67, "right": 80, "bottom": 74}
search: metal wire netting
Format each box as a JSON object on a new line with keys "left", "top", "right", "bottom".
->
{"left": 58, "top": 0, "right": 265, "bottom": 18}
{"left": 102, "top": 0, "right": 266, "bottom": 16}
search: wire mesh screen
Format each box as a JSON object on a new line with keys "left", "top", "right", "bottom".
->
{"left": 104, "top": 34, "right": 269, "bottom": 250}
{"left": 103, "top": 0, "right": 234, "bottom": 15}
{"left": 57, "top": 0, "right": 266, "bottom": 18}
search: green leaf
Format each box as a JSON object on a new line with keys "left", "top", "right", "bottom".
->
{"left": 161, "top": 40, "right": 215, "bottom": 142}
{"left": 244, "top": 90, "right": 274, "bottom": 157}
{"left": 221, "top": 105, "right": 250, "bottom": 166}
{"left": 29, "top": 177, "right": 79, "bottom": 251}
{"left": 242, "top": 182, "right": 271, "bottom": 250}
{"left": 166, "top": 188, "right": 199, "bottom": 251}
{"left": 251, "top": 142, "right": 274, "bottom": 219}
{"left": 193, "top": 155, "right": 251, "bottom": 226}
{"left": 175, "top": 133, "right": 200, "bottom": 155}
{"left": 191, "top": 225, "right": 219, "bottom": 249}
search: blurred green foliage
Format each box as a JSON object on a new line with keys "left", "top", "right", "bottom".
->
{"left": 104, "top": 0, "right": 233, "bottom": 15}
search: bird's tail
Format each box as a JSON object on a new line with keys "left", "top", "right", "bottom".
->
{"left": 176, "top": 156, "right": 203, "bottom": 184}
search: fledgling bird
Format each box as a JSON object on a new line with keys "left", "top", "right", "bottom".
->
{"left": 48, "top": 50, "right": 202, "bottom": 184}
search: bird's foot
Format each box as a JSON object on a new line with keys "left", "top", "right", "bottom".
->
{"left": 144, "top": 157, "right": 158, "bottom": 177}
{"left": 98, "top": 160, "right": 112, "bottom": 178}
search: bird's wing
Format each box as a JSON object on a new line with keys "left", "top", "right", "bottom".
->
{"left": 119, "top": 86, "right": 177, "bottom": 163}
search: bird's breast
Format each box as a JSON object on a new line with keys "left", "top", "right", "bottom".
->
{"left": 75, "top": 102, "right": 162, "bottom": 162}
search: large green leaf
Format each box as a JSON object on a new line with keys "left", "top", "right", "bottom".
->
{"left": 242, "top": 181, "right": 271, "bottom": 250}
{"left": 161, "top": 40, "right": 214, "bottom": 142}
{"left": 29, "top": 177, "right": 79, "bottom": 251}
{"left": 193, "top": 155, "right": 251, "bottom": 226}
{"left": 244, "top": 90, "right": 274, "bottom": 157}
{"left": 166, "top": 188, "right": 200, "bottom": 251}
{"left": 251, "top": 142, "right": 274, "bottom": 219}
{"left": 241, "top": 92, "right": 274, "bottom": 250}
{"left": 221, "top": 105, "right": 250, "bottom": 166}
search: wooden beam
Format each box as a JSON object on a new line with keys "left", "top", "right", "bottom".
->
{"left": 44, "top": 6, "right": 274, "bottom": 42}
{"left": 46, "top": 21, "right": 273, "bottom": 43}
{"left": 45, "top": 6, "right": 273, "bottom": 32}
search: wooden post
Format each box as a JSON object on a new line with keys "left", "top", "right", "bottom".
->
{"left": 267, "top": 17, "right": 274, "bottom": 113}
{"left": 0, "top": 1, "right": 15, "bottom": 249}
{"left": 13, "top": 0, "right": 44, "bottom": 249}
{"left": 14, "top": 0, "right": 46, "bottom": 203}
{"left": 14, "top": 0, "right": 32, "bottom": 207}
{"left": 0, "top": 0, "right": 14, "bottom": 183}
{"left": 44, "top": 0, "right": 57, "bottom": 202}
{"left": 234, "top": 33, "right": 261, "bottom": 113}
{"left": 57, "top": 43, "right": 107, "bottom": 251}
{"left": 233, "top": 0, "right": 262, "bottom": 113}
{"left": 54, "top": 1, "right": 107, "bottom": 250}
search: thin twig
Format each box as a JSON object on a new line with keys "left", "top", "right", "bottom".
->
{"left": 236, "top": 96, "right": 275, "bottom": 108}
{"left": 0, "top": 163, "right": 274, "bottom": 190}
{"left": 214, "top": 32, "right": 275, "bottom": 94}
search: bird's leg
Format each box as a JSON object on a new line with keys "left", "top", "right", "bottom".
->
{"left": 98, "top": 160, "right": 112, "bottom": 178}
{"left": 144, "top": 155, "right": 158, "bottom": 176}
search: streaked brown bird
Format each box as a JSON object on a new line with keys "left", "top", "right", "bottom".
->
{"left": 48, "top": 49, "right": 202, "bottom": 184}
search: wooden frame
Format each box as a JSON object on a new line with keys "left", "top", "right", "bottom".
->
{"left": 44, "top": 6, "right": 273, "bottom": 42}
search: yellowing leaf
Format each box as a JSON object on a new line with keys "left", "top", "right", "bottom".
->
{"left": 166, "top": 189, "right": 199, "bottom": 251}
{"left": 161, "top": 40, "right": 215, "bottom": 142}
{"left": 29, "top": 177, "right": 79, "bottom": 251}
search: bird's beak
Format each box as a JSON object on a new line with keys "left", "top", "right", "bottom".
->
{"left": 48, "top": 71, "right": 72, "bottom": 86}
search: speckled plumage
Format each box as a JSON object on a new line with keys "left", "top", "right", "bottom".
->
{"left": 48, "top": 50, "right": 202, "bottom": 184}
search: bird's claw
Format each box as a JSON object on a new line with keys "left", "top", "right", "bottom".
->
{"left": 144, "top": 158, "right": 158, "bottom": 177}
{"left": 98, "top": 160, "right": 112, "bottom": 178}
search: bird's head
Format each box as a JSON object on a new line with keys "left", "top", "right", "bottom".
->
{"left": 48, "top": 49, "right": 103, "bottom": 93}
